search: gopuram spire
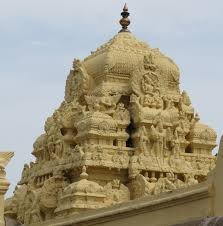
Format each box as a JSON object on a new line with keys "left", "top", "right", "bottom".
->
{"left": 4, "top": 5, "right": 218, "bottom": 225}
{"left": 119, "top": 3, "right": 131, "bottom": 32}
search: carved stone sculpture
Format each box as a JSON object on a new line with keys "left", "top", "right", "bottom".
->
{"left": 4, "top": 5, "right": 217, "bottom": 225}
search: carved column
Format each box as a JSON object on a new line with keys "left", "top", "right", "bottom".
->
{"left": 0, "top": 152, "right": 14, "bottom": 226}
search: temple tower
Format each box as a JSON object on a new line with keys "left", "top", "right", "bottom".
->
{"left": 4, "top": 5, "right": 217, "bottom": 225}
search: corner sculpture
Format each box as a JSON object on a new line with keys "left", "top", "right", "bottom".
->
{"left": 4, "top": 4, "right": 217, "bottom": 225}
{"left": 0, "top": 152, "right": 14, "bottom": 226}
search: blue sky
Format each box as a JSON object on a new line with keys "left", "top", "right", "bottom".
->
{"left": 1, "top": 0, "right": 223, "bottom": 196}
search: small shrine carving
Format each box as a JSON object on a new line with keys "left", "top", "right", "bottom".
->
{"left": 5, "top": 5, "right": 217, "bottom": 225}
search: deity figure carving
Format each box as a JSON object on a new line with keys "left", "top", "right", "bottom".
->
{"left": 129, "top": 155, "right": 140, "bottom": 179}
{"left": 174, "top": 174, "right": 185, "bottom": 189}
{"left": 175, "top": 119, "right": 188, "bottom": 143}
{"left": 129, "top": 174, "right": 153, "bottom": 199}
{"left": 150, "top": 119, "right": 166, "bottom": 162}
{"left": 85, "top": 94, "right": 121, "bottom": 115}
{"left": 130, "top": 171, "right": 190, "bottom": 198}
{"left": 153, "top": 172, "right": 176, "bottom": 195}
{"left": 184, "top": 174, "right": 199, "bottom": 186}
{"left": 179, "top": 91, "right": 194, "bottom": 115}
{"left": 141, "top": 73, "right": 155, "bottom": 95}
{"left": 70, "top": 144, "right": 85, "bottom": 162}
{"left": 20, "top": 164, "right": 30, "bottom": 183}
{"left": 169, "top": 132, "right": 180, "bottom": 155}
{"left": 32, "top": 134, "right": 49, "bottom": 163}
{"left": 144, "top": 54, "right": 157, "bottom": 71}
{"left": 138, "top": 126, "right": 150, "bottom": 154}
{"left": 65, "top": 59, "right": 91, "bottom": 103}
{"left": 104, "top": 179, "right": 130, "bottom": 205}
{"left": 139, "top": 92, "right": 163, "bottom": 109}
{"left": 113, "top": 102, "right": 130, "bottom": 122}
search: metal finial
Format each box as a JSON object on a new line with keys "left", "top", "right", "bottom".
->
{"left": 119, "top": 3, "right": 130, "bottom": 33}
{"left": 123, "top": 3, "right": 128, "bottom": 12}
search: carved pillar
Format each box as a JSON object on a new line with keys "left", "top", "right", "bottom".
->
{"left": 0, "top": 152, "right": 14, "bottom": 226}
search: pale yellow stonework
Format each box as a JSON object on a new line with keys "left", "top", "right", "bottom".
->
{"left": 27, "top": 136, "right": 223, "bottom": 226}
{"left": 4, "top": 7, "right": 220, "bottom": 226}
{"left": 0, "top": 152, "right": 13, "bottom": 226}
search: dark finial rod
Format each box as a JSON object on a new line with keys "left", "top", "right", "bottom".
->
{"left": 119, "top": 3, "right": 131, "bottom": 33}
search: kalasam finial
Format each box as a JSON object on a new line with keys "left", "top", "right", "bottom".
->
{"left": 119, "top": 3, "right": 130, "bottom": 32}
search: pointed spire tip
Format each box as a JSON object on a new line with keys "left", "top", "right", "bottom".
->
{"left": 123, "top": 3, "right": 128, "bottom": 12}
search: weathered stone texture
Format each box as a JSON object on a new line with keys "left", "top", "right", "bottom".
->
{"left": 4, "top": 5, "right": 218, "bottom": 226}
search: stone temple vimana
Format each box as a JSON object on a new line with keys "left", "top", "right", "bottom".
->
{"left": 5, "top": 4, "right": 218, "bottom": 226}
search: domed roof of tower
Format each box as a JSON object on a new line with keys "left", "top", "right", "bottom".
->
{"left": 81, "top": 4, "right": 180, "bottom": 96}
{"left": 63, "top": 166, "right": 104, "bottom": 195}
